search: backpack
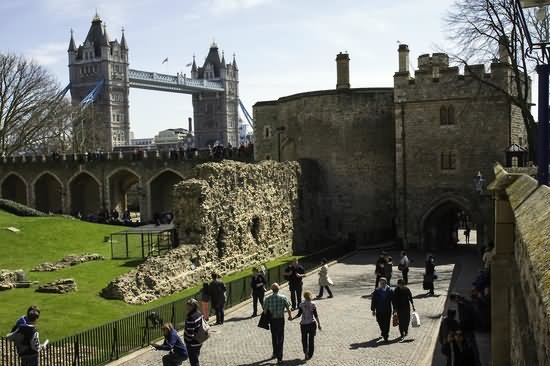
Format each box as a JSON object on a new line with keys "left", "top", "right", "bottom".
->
{"left": 194, "top": 317, "right": 210, "bottom": 343}
{"left": 6, "top": 328, "right": 29, "bottom": 355}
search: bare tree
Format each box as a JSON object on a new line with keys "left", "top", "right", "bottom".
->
{"left": 0, "top": 53, "right": 74, "bottom": 156}
{"left": 445, "top": 0, "right": 541, "bottom": 158}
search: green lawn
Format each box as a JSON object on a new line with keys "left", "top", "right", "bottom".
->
{"left": 0, "top": 210, "right": 298, "bottom": 340}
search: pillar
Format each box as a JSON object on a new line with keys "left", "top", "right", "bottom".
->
{"left": 398, "top": 44, "right": 409, "bottom": 73}
{"left": 491, "top": 193, "right": 515, "bottom": 366}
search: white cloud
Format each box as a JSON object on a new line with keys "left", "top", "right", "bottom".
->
{"left": 27, "top": 42, "right": 67, "bottom": 66}
{"left": 207, "top": 0, "right": 271, "bottom": 14}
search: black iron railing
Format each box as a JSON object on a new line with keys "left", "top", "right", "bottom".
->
{"left": 1, "top": 244, "right": 351, "bottom": 366}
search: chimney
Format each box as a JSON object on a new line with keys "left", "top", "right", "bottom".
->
{"left": 336, "top": 52, "right": 350, "bottom": 89}
{"left": 398, "top": 44, "right": 410, "bottom": 73}
{"left": 188, "top": 117, "right": 193, "bottom": 133}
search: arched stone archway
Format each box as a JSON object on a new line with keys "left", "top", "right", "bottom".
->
{"left": 420, "top": 196, "right": 482, "bottom": 251}
{"left": 34, "top": 173, "right": 63, "bottom": 213}
{"left": 69, "top": 172, "right": 101, "bottom": 216}
{"left": 149, "top": 170, "right": 184, "bottom": 218}
{"left": 1, "top": 173, "right": 27, "bottom": 205}
{"left": 108, "top": 169, "right": 140, "bottom": 214}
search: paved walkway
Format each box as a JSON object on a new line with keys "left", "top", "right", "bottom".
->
{"left": 114, "top": 250, "right": 462, "bottom": 366}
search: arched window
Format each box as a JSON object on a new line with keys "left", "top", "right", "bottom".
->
{"left": 448, "top": 105, "right": 456, "bottom": 125}
{"left": 440, "top": 106, "right": 448, "bottom": 125}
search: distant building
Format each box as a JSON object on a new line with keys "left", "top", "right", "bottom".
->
{"left": 130, "top": 138, "right": 154, "bottom": 147}
{"left": 154, "top": 128, "right": 192, "bottom": 150}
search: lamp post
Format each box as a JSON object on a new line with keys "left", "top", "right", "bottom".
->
{"left": 516, "top": 0, "right": 550, "bottom": 185}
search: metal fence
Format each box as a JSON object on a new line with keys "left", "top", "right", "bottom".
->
{"left": 0, "top": 244, "right": 351, "bottom": 366}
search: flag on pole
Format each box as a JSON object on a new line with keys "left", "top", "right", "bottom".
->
{"left": 80, "top": 79, "right": 105, "bottom": 110}
{"left": 162, "top": 57, "right": 168, "bottom": 64}
{"left": 185, "top": 62, "right": 192, "bottom": 67}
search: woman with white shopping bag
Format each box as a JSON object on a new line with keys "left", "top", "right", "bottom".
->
{"left": 316, "top": 258, "right": 334, "bottom": 298}
{"left": 392, "top": 279, "right": 416, "bottom": 339}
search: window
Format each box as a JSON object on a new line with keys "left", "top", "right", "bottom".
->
{"left": 263, "top": 126, "right": 271, "bottom": 139}
{"left": 440, "top": 151, "right": 457, "bottom": 170}
{"left": 440, "top": 105, "right": 456, "bottom": 125}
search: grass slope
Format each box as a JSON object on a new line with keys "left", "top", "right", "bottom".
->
{"left": 0, "top": 210, "right": 297, "bottom": 340}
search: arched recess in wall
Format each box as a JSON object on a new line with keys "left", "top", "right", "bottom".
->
{"left": 69, "top": 171, "right": 101, "bottom": 216}
{"left": 148, "top": 169, "right": 185, "bottom": 218}
{"left": 1, "top": 173, "right": 28, "bottom": 205}
{"left": 107, "top": 168, "right": 140, "bottom": 213}
{"left": 33, "top": 172, "right": 63, "bottom": 213}
{"left": 419, "top": 195, "right": 483, "bottom": 251}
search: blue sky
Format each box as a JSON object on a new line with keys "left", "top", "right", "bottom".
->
{"left": 0, "top": 0, "right": 456, "bottom": 138}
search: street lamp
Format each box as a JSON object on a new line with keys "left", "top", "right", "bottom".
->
{"left": 516, "top": 0, "right": 550, "bottom": 185}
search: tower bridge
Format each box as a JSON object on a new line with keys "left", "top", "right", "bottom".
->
{"left": 68, "top": 13, "right": 240, "bottom": 152}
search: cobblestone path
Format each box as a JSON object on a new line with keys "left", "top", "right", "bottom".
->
{"left": 116, "top": 250, "right": 456, "bottom": 366}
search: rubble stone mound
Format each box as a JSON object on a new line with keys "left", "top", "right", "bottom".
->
{"left": 32, "top": 254, "right": 104, "bottom": 272}
{"left": 0, "top": 269, "right": 26, "bottom": 291}
{"left": 101, "top": 161, "right": 299, "bottom": 304}
{"left": 37, "top": 278, "right": 77, "bottom": 294}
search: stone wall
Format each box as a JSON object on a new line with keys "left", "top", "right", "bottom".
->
{"left": 489, "top": 166, "right": 550, "bottom": 365}
{"left": 102, "top": 160, "right": 300, "bottom": 304}
{"left": 254, "top": 88, "right": 396, "bottom": 249}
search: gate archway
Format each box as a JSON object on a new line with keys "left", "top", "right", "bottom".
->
{"left": 108, "top": 168, "right": 140, "bottom": 214}
{"left": 34, "top": 173, "right": 63, "bottom": 213}
{"left": 69, "top": 172, "right": 101, "bottom": 216}
{"left": 420, "top": 196, "right": 482, "bottom": 251}
{"left": 1, "top": 173, "right": 27, "bottom": 205}
{"left": 149, "top": 170, "right": 184, "bottom": 219}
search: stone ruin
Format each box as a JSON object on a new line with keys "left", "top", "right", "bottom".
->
{"left": 36, "top": 278, "right": 77, "bottom": 294}
{"left": 0, "top": 269, "right": 27, "bottom": 291}
{"left": 101, "top": 160, "right": 300, "bottom": 304}
{"left": 32, "top": 254, "right": 104, "bottom": 272}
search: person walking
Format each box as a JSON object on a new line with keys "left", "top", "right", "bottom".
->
{"left": 383, "top": 255, "right": 393, "bottom": 286}
{"left": 464, "top": 224, "right": 471, "bottom": 245}
{"left": 316, "top": 258, "right": 333, "bottom": 298}
{"left": 284, "top": 258, "right": 305, "bottom": 310}
{"left": 398, "top": 251, "right": 410, "bottom": 285}
{"left": 374, "top": 252, "right": 387, "bottom": 288}
{"left": 423, "top": 254, "right": 436, "bottom": 296}
{"left": 291, "top": 291, "right": 322, "bottom": 361}
{"left": 371, "top": 277, "right": 393, "bottom": 342}
{"left": 251, "top": 267, "right": 267, "bottom": 317}
{"left": 208, "top": 273, "right": 226, "bottom": 325}
{"left": 151, "top": 323, "right": 188, "bottom": 366}
{"left": 263, "top": 283, "right": 292, "bottom": 365}
{"left": 9, "top": 309, "right": 45, "bottom": 366}
{"left": 183, "top": 299, "right": 204, "bottom": 366}
{"left": 392, "top": 279, "right": 415, "bottom": 339}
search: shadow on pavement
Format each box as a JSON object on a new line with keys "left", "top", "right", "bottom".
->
{"left": 224, "top": 315, "right": 254, "bottom": 323}
{"left": 236, "top": 358, "right": 305, "bottom": 366}
{"left": 349, "top": 336, "right": 403, "bottom": 349}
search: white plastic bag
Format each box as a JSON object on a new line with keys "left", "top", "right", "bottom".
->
{"left": 411, "top": 311, "right": 421, "bottom": 328}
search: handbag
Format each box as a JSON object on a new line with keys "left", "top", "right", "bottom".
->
{"left": 392, "top": 313, "right": 399, "bottom": 327}
{"left": 258, "top": 310, "right": 271, "bottom": 330}
{"left": 411, "top": 311, "right": 421, "bottom": 328}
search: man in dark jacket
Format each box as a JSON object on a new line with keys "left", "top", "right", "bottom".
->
{"left": 392, "top": 279, "right": 415, "bottom": 339}
{"left": 10, "top": 309, "right": 44, "bottom": 366}
{"left": 251, "top": 267, "right": 267, "bottom": 317}
{"left": 208, "top": 273, "right": 227, "bottom": 325}
{"left": 371, "top": 277, "right": 393, "bottom": 342}
{"left": 374, "top": 252, "right": 387, "bottom": 288}
{"left": 184, "top": 299, "right": 204, "bottom": 366}
{"left": 284, "top": 259, "right": 305, "bottom": 310}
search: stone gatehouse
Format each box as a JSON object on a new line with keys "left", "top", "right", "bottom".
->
{"left": 253, "top": 45, "right": 526, "bottom": 249}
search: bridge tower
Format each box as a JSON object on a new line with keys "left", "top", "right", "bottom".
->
{"left": 192, "top": 42, "right": 239, "bottom": 147}
{"left": 68, "top": 13, "right": 130, "bottom": 152}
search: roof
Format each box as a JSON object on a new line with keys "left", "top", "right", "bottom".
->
{"left": 112, "top": 224, "right": 175, "bottom": 235}
{"left": 199, "top": 45, "right": 222, "bottom": 78}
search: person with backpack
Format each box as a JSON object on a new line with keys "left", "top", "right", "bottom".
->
{"left": 184, "top": 299, "right": 207, "bottom": 366}
{"left": 11, "top": 305, "right": 40, "bottom": 332}
{"left": 251, "top": 267, "right": 267, "bottom": 317}
{"left": 7, "top": 309, "right": 45, "bottom": 366}
{"left": 208, "top": 273, "right": 227, "bottom": 325}
{"left": 151, "top": 323, "right": 188, "bottom": 366}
